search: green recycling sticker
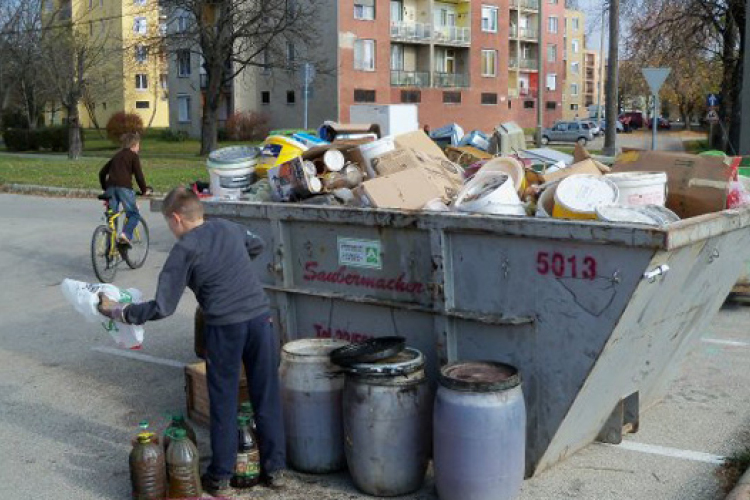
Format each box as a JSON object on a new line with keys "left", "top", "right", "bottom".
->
{"left": 338, "top": 237, "right": 382, "bottom": 270}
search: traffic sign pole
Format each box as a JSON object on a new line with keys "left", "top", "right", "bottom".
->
{"left": 642, "top": 68, "right": 671, "bottom": 151}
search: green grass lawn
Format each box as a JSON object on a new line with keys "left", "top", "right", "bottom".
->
{"left": 0, "top": 155, "right": 207, "bottom": 192}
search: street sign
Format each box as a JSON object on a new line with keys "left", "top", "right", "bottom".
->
{"left": 707, "top": 93, "right": 721, "bottom": 108}
{"left": 706, "top": 109, "right": 720, "bottom": 124}
{"left": 642, "top": 67, "right": 671, "bottom": 94}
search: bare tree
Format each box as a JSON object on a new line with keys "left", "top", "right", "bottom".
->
{"left": 160, "top": 0, "right": 323, "bottom": 154}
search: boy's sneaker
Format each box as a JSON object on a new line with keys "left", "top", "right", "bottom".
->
{"left": 201, "top": 473, "right": 235, "bottom": 497}
{"left": 262, "top": 469, "right": 289, "bottom": 490}
{"left": 117, "top": 233, "right": 132, "bottom": 247}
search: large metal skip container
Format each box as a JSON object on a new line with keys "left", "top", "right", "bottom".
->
{"left": 153, "top": 200, "right": 750, "bottom": 476}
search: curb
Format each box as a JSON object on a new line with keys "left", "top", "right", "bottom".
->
{"left": 0, "top": 184, "right": 164, "bottom": 198}
{"left": 727, "top": 467, "right": 750, "bottom": 500}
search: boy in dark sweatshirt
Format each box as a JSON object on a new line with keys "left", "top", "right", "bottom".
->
{"left": 98, "top": 187, "right": 286, "bottom": 496}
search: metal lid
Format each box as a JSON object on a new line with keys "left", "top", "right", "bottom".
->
{"left": 208, "top": 146, "right": 261, "bottom": 165}
{"left": 330, "top": 336, "right": 406, "bottom": 367}
{"left": 346, "top": 347, "right": 424, "bottom": 377}
{"left": 439, "top": 361, "right": 521, "bottom": 392}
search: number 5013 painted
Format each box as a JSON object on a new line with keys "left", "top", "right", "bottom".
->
{"left": 536, "top": 251, "right": 597, "bottom": 280}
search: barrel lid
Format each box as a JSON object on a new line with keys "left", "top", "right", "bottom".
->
{"left": 440, "top": 361, "right": 521, "bottom": 392}
{"left": 556, "top": 175, "right": 619, "bottom": 213}
{"left": 283, "top": 338, "right": 350, "bottom": 357}
{"left": 346, "top": 347, "right": 424, "bottom": 377}
{"left": 330, "top": 336, "right": 406, "bottom": 367}
{"left": 208, "top": 146, "right": 261, "bottom": 165}
{"left": 595, "top": 205, "right": 660, "bottom": 225}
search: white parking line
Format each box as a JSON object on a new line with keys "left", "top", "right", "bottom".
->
{"left": 702, "top": 338, "right": 750, "bottom": 348}
{"left": 91, "top": 346, "right": 186, "bottom": 369}
{"left": 603, "top": 441, "right": 725, "bottom": 465}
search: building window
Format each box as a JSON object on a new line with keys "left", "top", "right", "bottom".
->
{"left": 261, "top": 91, "right": 270, "bottom": 104}
{"left": 547, "top": 44, "right": 557, "bottom": 63}
{"left": 390, "top": 44, "right": 404, "bottom": 71}
{"left": 134, "top": 17, "right": 147, "bottom": 35}
{"left": 548, "top": 16, "right": 558, "bottom": 34}
{"left": 100, "top": 0, "right": 104, "bottom": 6}
{"left": 572, "top": 39, "right": 580, "bottom": 54}
{"left": 571, "top": 62, "right": 580, "bottom": 74}
{"left": 177, "top": 50, "right": 191, "bottom": 77}
{"left": 481, "top": 50, "right": 497, "bottom": 77}
{"left": 261, "top": 50, "right": 271, "bottom": 75}
{"left": 548, "top": 0, "right": 558, "bottom": 3}
{"left": 89, "top": 21, "right": 94, "bottom": 36}
{"left": 135, "top": 45, "right": 148, "bottom": 63}
{"left": 572, "top": 18, "right": 580, "bottom": 31}
{"left": 177, "top": 16, "right": 189, "bottom": 33}
{"left": 160, "top": 74, "right": 168, "bottom": 89}
{"left": 134, "top": 0, "right": 147, "bottom": 5}
{"left": 546, "top": 101, "right": 556, "bottom": 110}
{"left": 89, "top": 0, "right": 93, "bottom": 8}
{"left": 102, "top": 102, "right": 107, "bottom": 110}
{"left": 524, "top": 100, "right": 535, "bottom": 109}
{"left": 546, "top": 73, "right": 557, "bottom": 91}
{"left": 177, "top": 95, "right": 191, "bottom": 122}
{"left": 354, "top": 0, "right": 375, "bottom": 20}
{"left": 135, "top": 74, "right": 148, "bottom": 90}
{"left": 354, "top": 89, "right": 376, "bottom": 102}
{"left": 481, "top": 6, "right": 498, "bottom": 33}
{"left": 571, "top": 83, "right": 579, "bottom": 96}
{"left": 443, "top": 91, "right": 461, "bottom": 104}
{"left": 481, "top": 93, "right": 498, "bottom": 105}
{"left": 287, "top": 91, "right": 296, "bottom": 104}
{"left": 401, "top": 90, "right": 421, "bottom": 103}
{"left": 286, "top": 42, "right": 295, "bottom": 68}
{"left": 135, "top": 101, "right": 150, "bottom": 109}
{"left": 571, "top": 103, "right": 579, "bottom": 111}
{"left": 354, "top": 39, "right": 376, "bottom": 71}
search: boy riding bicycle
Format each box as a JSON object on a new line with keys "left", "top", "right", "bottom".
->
{"left": 99, "top": 133, "right": 151, "bottom": 245}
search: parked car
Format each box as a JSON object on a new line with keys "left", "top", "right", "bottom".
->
{"left": 619, "top": 111, "right": 646, "bottom": 130}
{"left": 580, "top": 120, "right": 601, "bottom": 136}
{"left": 598, "top": 119, "right": 625, "bottom": 134}
{"left": 647, "top": 117, "right": 672, "bottom": 130}
{"left": 541, "top": 121, "right": 596, "bottom": 146}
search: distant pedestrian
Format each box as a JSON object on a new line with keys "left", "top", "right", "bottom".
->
{"left": 423, "top": 124, "right": 431, "bottom": 135}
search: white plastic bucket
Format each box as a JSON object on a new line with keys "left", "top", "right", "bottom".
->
{"left": 536, "top": 183, "right": 559, "bottom": 218}
{"left": 595, "top": 205, "right": 661, "bottom": 225}
{"left": 454, "top": 173, "right": 526, "bottom": 216}
{"left": 206, "top": 146, "right": 260, "bottom": 200}
{"left": 358, "top": 137, "right": 396, "bottom": 178}
{"left": 606, "top": 172, "right": 667, "bottom": 207}
{"left": 553, "top": 175, "right": 619, "bottom": 220}
{"left": 477, "top": 157, "right": 527, "bottom": 195}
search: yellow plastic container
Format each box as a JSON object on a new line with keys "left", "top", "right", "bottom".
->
{"left": 552, "top": 175, "right": 619, "bottom": 220}
{"left": 256, "top": 136, "right": 308, "bottom": 178}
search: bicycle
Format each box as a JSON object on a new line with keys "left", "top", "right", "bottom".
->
{"left": 91, "top": 192, "right": 150, "bottom": 283}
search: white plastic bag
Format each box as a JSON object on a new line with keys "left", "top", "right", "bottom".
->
{"left": 60, "top": 279, "right": 145, "bottom": 349}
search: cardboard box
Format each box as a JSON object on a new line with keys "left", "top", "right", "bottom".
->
{"left": 185, "top": 361, "right": 249, "bottom": 427}
{"left": 612, "top": 151, "right": 738, "bottom": 218}
{"left": 361, "top": 158, "right": 464, "bottom": 210}
{"left": 371, "top": 148, "right": 420, "bottom": 176}
{"left": 445, "top": 146, "right": 493, "bottom": 167}
{"left": 394, "top": 130, "right": 447, "bottom": 160}
{"left": 527, "top": 158, "right": 603, "bottom": 185}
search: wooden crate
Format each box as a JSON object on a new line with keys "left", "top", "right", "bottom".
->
{"left": 185, "top": 361, "right": 249, "bottom": 427}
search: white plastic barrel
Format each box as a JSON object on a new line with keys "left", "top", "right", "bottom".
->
{"left": 357, "top": 137, "right": 395, "bottom": 178}
{"left": 434, "top": 361, "right": 526, "bottom": 500}
{"left": 606, "top": 172, "right": 667, "bottom": 207}
{"left": 280, "top": 339, "right": 350, "bottom": 473}
{"left": 206, "top": 146, "right": 260, "bottom": 200}
{"left": 454, "top": 173, "right": 526, "bottom": 216}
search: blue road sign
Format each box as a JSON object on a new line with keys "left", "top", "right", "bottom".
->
{"left": 707, "top": 94, "right": 721, "bottom": 108}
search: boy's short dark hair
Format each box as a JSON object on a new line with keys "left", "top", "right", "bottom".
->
{"left": 162, "top": 187, "right": 204, "bottom": 221}
{"left": 121, "top": 132, "right": 141, "bottom": 149}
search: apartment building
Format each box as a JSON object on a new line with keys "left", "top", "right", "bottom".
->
{"left": 46, "top": 0, "right": 169, "bottom": 129}
{"left": 562, "top": 9, "right": 584, "bottom": 120}
{"left": 584, "top": 49, "right": 604, "bottom": 116}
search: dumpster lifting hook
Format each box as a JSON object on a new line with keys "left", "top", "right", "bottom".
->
{"left": 708, "top": 248, "right": 720, "bottom": 264}
{"left": 643, "top": 265, "right": 670, "bottom": 283}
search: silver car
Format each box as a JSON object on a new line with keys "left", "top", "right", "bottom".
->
{"left": 541, "top": 121, "right": 595, "bottom": 146}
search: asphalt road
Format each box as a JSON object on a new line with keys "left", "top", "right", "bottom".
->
{"left": 0, "top": 193, "right": 747, "bottom": 499}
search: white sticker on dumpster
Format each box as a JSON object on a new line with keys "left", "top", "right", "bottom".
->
{"left": 338, "top": 238, "right": 382, "bottom": 269}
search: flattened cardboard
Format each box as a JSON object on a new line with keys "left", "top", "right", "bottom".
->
{"left": 394, "top": 130, "right": 447, "bottom": 159}
{"left": 612, "top": 151, "right": 738, "bottom": 218}
{"left": 445, "top": 146, "right": 493, "bottom": 167}
{"left": 371, "top": 148, "right": 420, "bottom": 176}
{"left": 361, "top": 160, "right": 463, "bottom": 210}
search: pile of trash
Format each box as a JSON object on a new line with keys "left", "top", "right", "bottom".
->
{"left": 199, "top": 121, "right": 750, "bottom": 227}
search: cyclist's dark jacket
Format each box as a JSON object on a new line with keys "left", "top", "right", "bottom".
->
{"left": 125, "top": 219, "right": 269, "bottom": 326}
{"left": 99, "top": 148, "right": 147, "bottom": 193}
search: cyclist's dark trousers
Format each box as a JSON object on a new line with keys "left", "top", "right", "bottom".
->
{"left": 104, "top": 187, "right": 139, "bottom": 239}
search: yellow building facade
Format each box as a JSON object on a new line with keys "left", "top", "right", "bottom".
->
{"left": 47, "top": 0, "right": 169, "bottom": 129}
{"left": 562, "top": 9, "right": 585, "bottom": 120}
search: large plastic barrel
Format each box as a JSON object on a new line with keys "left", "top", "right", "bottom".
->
{"left": 343, "top": 348, "right": 432, "bottom": 497}
{"left": 434, "top": 361, "right": 526, "bottom": 500}
{"left": 280, "top": 339, "right": 350, "bottom": 473}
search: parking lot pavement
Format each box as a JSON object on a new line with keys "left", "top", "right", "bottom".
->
{"left": 0, "top": 193, "right": 747, "bottom": 499}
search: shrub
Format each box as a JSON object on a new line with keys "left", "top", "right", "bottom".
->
{"left": 106, "top": 112, "right": 144, "bottom": 145}
{"left": 3, "top": 126, "right": 78, "bottom": 152}
{"left": 217, "top": 128, "right": 229, "bottom": 142}
{"left": 224, "top": 111, "right": 271, "bottom": 141}
{"left": 4, "top": 129, "right": 32, "bottom": 151}
{"left": 1, "top": 110, "right": 29, "bottom": 131}
{"left": 160, "top": 129, "right": 189, "bottom": 142}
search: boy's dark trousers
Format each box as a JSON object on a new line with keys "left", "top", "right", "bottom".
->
{"left": 204, "top": 312, "right": 286, "bottom": 479}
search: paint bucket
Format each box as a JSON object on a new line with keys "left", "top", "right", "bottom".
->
{"left": 639, "top": 205, "right": 680, "bottom": 225}
{"left": 206, "top": 146, "right": 260, "bottom": 200}
{"left": 535, "top": 182, "right": 559, "bottom": 218}
{"left": 357, "top": 137, "right": 396, "bottom": 178}
{"left": 257, "top": 136, "right": 308, "bottom": 178}
{"left": 605, "top": 172, "right": 667, "bottom": 207}
{"left": 477, "top": 157, "right": 528, "bottom": 195}
{"left": 552, "top": 175, "right": 619, "bottom": 220}
{"left": 595, "top": 205, "right": 662, "bottom": 225}
{"left": 292, "top": 132, "right": 328, "bottom": 148}
{"left": 268, "top": 156, "right": 322, "bottom": 201}
{"left": 454, "top": 173, "right": 526, "bottom": 216}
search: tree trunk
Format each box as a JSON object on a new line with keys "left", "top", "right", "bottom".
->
{"left": 67, "top": 103, "right": 82, "bottom": 160}
{"left": 719, "top": 18, "right": 738, "bottom": 152}
{"left": 603, "top": 0, "right": 620, "bottom": 156}
{"left": 200, "top": 67, "right": 223, "bottom": 156}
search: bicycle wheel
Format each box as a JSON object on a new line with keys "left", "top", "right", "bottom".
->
{"left": 91, "top": 225, "right": 118, "bottom": 283}
{"left": 124, "top": 218, "right": 149, "bottom": 269}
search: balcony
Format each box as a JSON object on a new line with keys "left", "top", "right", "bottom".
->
{"left": 433, "top": 72, "right": 470, "bottom": 88}
{"left": 390, "top": 21, "right": 432, "bottom": 43}
{"left": 509, "top": 57, "right": 519, "bottom": 69}
{"left": 519, "top": 26, "right": 538, "bottom": 40}
{"left": 433, "top": 26, "right": 470, "bottom": 46}
{"left": 508, "top": 88, "right": 519, "bottom": 98}
{"left": 391, "top": 70, "right": 431, "bottom": 87}
{"left": 510, "top": 0, "right": 539, "bottom": 11}
{"left": 519, "top": 58, "right": 539, "bottom": 71}
{"left": 519, "top": 88, "right": 538, "bottom": 98}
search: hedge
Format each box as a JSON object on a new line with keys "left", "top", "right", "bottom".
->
{"left": 3, "top": 127, "right": 83, "bottom": 152}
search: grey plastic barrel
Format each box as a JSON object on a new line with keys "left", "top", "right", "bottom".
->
{"left": 434, "top": 361, "right": 526, "bottom": 500}
{"left": 280, "top": 339, "right": 350, "bottom": 473}
{"left": 343, "top": 348, "right": 432, "bottom": 497}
